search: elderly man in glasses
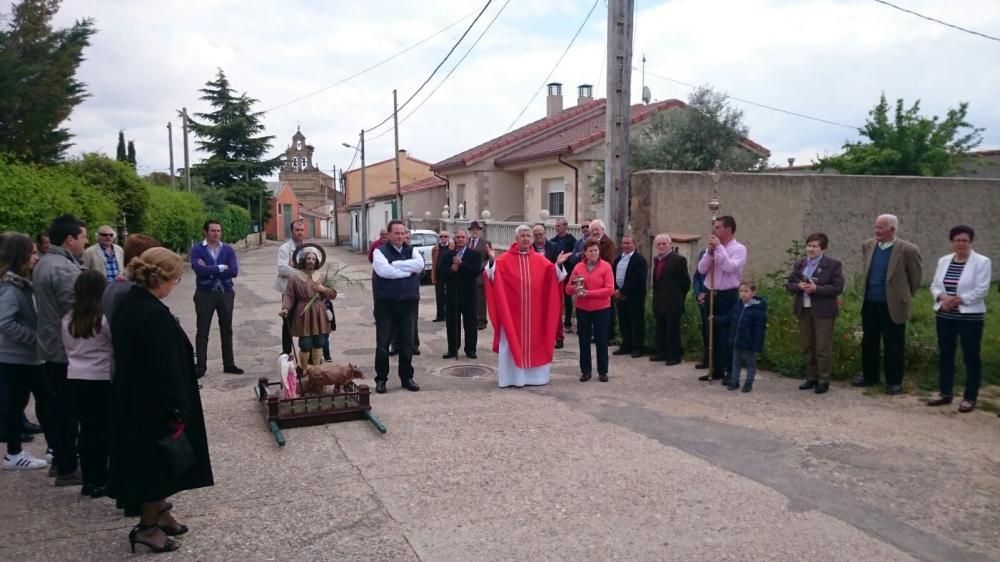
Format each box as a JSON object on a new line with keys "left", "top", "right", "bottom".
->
{"left": 81, "top": 225, "right": 125, "bottom": 283}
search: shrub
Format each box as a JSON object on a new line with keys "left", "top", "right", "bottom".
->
{"left": 0, "top": 156, "right": 117, "bottom": 237}
{"left": 144, "top": 185, "right": 207, "bottom": 252}
{"left": 63, "top": 154, "right": 150, "bottom": 233}
{"left": 219, "top": 204, "right": 251, "bottom": 243}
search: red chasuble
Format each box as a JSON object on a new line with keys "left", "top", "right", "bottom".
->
{"left": 484, "top": 243, "right": 562, "bottom": 368}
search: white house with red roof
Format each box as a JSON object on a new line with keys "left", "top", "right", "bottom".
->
{"left": 431, "top": 83, "right": 770, "bottom": 225}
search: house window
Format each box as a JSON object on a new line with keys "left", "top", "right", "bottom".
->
{"left": 455, "top": 183, "right": 466, "bottom": 218}
{"left": 545, "top": 178, "right": 565, "bottom": 216}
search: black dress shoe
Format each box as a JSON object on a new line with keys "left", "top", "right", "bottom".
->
{"left": 412, "top": 349, "right": 421, "bottom": 356}
{"left": 465, "top": 352, "right": 478, "bottom": 359}
{"left": 223, "top": 365, "right": 244, "bottom": 375}
{"left": 612, "top": 349, "right": 631, "bottom": 356}
{"left": 694, "top": 362, "right": 709, "bottom": 369}
{"left": 555, "top": 340, "right": 564, "bottom": 349}
{"left": 401, "top": 379, "right": 420, "bottom": 392}
{"left": 442, "top": 352, "right": 458, "bottom": 359}
{"left": 388, "top": 348, "right": 398, "bottom": 357}
{"left": 195, "top": 368, "right": 207, "bottom": 379}
{"left": 375, "top": 382, "right": 387, "bottom": 394}
{"left": 580, "top": 373, "right": 591, "bottom": 382}
{"left": 927, "top": 395, "right": 953, "bottom": 406}
{"left": 598, "top": 373, "right": 609, "bottom": 382}
{"left": 799, "top": 380, "right": 817, "bottom": 390}
{"left": 851, "top": 376, "right": 874, "bottom": 387}
{"left": 698, "top": 373, "right": 724, "bottom": 381}
{"left": 814, "top": 383, "right": 829, "bottom": 395}
{"left": 886, "top": 384, "right": 902, "bottom": 395}
{"left": 630, "top": 351, "right": 644, "bottom": 358}
{"left": 432, "top": 318, "right": 445, "bottom": 322}
{"left": 649, "top": 355, "right": 666, "bottom": 362}
{"left": 22, "top": 420, "right": 42, "bottom": 434}
{"left": 727, "top": 382, "right": 740, "bottom": 391}
{"left": 665, "top": 359, "right": 682, "bottom": 366}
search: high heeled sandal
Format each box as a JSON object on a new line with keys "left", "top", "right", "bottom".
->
{"left": 129, "top": 524, "right": 180, "bottom": 553}
{"left": 160, "top": 522, "right": 189, "bottom": 536}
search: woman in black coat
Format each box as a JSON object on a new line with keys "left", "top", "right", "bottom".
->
{"left": 109, "top": 248, "right": 213, "bottom": 553}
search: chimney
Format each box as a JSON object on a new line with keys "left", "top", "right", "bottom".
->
{"left": 546, "top": 82, "right": 563, "bottom": 118}
{"left": 577, "top": 84, "right": 593, "bottom": 106}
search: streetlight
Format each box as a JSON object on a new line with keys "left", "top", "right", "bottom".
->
{"left": 342, "top": 132, "right": 367, "bottom": 252}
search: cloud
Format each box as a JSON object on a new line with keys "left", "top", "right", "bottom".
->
{"left": 52, "top": 0, "right": 1000, "bottom": 178}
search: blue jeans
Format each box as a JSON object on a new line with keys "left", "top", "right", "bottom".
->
{"left": 731, "top": 348, "right": 757, "bottom": 385}
{"left": 298, "top": 335, "right": 325, "bottom": 351}
{"left": 577, "top": 308, "right": 611, "bottom": 376}
{"left": 936, "top": 315, "right": 983, "bottom": 401}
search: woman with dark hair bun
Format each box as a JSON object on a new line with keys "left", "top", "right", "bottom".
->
{"left": 109, "top": 248, "right": 213, "bottom": 553}
{"left": 928, "top": 225, "right": 991, "bottom": 413}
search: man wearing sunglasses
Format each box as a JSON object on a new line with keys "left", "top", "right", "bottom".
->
{"left": 81, "top": 226, "right": 124, "bottom": 283}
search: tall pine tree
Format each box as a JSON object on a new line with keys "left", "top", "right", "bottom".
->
{"left": 126, "top": 140, "right": 136, "bottom": 168}
{"left": 0, "top": 0, "right": 96, "bottom": 163}
{"left": 116, "top": 130, "right": 127, "bottom": 161}
{"left": 189, "top": 69, "right": 282, "bottom": 191}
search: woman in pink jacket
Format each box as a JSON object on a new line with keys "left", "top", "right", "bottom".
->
{"left": 567, "top": 239, "right": 615, "bottom": 382}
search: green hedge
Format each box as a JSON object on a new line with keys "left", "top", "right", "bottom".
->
{"left": 0, "top": 156, "right": 118, "bottom": 238}
{"left": 219, "top": 204, "right": 251, "bottom": 244}
{"left": 144, "top": 185, "right": 207, "bottom": 253}
{"left": 644, "top": 276, "right": 1000, "bottom": 393}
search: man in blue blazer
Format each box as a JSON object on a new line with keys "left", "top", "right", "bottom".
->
{"left": 190, "top": 220, "right": 242, "bottom": 377}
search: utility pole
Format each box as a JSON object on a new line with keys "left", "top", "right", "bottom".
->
{"left": 181, "top": 107, "right": 192, "bottom": 191}
{"left": 167, "top": 121, "right": 176, "bottom": 188}
{"left": 603, "top": 0, "right": 635, "bottom": 243}
{"left": 360, "top": 129, "right": 367, "bottom": 253}
{"left": 331, "top": 166, "right": 340, "bottom": 246}
{"left": 392, "top": 89, "right": 403, "bottom": 220}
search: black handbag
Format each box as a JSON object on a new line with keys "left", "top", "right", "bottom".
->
{"left": 157, "top": 427, "right": 195, "bottom": 478}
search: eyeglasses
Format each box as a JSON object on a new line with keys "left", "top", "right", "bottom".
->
{"left": 98, "top": 233, "right": 114, "bottom": 238}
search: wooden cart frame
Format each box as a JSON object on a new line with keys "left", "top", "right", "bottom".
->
{"left": 255, "top": 377, "right": 386, "bottom": 446}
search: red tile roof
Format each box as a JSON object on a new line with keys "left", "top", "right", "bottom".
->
{"left": 436, "top": 98, "right": 770, "bottom": 171}
{"left": 432, "top": 99, "right": 606, "bottom": 172}
{"left": 496, "top": 99, "right": 689, "bottom": 166}
{"left": 400, "top": 175, "right": 447, "bottom": 194}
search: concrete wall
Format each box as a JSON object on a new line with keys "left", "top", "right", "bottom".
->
{"left": 630, "top": 170, "right": 1000, "bottom": 283}
{"left": 402, "top": 187, "right": 447, "bottom": 223}
{"left": 480, "top": 171, "right": 524, "bottom": 222}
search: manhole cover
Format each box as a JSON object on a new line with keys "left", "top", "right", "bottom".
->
{"left": 440, "top": 365, "right": 494, "bottom": 379}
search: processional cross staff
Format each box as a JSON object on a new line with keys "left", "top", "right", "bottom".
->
{"left": 706, "top": 160, "right": 723, "bottom": 384}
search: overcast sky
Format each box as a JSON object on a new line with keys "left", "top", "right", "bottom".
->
{"left": 53, "top": 0, "right": 1000, "bottom": 179}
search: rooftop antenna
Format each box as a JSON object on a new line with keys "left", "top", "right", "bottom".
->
{"left": 641, "top": 54, "right": 651, "bottom": 104}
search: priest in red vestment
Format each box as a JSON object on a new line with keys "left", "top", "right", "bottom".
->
{"left": 485, "top": 225, "right": 570, "bottom": 387}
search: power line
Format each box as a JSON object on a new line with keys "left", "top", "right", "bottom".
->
{"left": 872, "top": 0, "right": 1000, "bottom": 43}
{"left": 365, "top": 0, "right": 494, "bottom": 133}
{"left": 368, "top": 0, "right": 512, "bottom": 142}
{"left": 505, "top": 0, "right": 601, "bottom": 132}
{"left": 643, "top": 70, "right": 860, "bottom": 130}
{"left": 261, "top": 10, "right": 479, "bottom": 113}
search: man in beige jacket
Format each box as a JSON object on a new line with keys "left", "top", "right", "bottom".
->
{"left": 853, "top": 214, "right": 922, "bottom": 395}
{"left": 81, "top": 225, "right": 124, "bottom": 283}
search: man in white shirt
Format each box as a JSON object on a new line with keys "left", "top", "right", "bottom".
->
{"left": 371, "top": 220, "right": 425, "bottom": 394}
{"left": 275, "top": 220, "right": 307, "bottom": 355}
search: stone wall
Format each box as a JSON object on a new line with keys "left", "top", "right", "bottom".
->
{"left": 630, "top": 170, "right": 1000, "bottom": 284}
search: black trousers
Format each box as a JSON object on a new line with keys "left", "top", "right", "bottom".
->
{"left": 936, "top": 316, "right": 983, "bottom": 401}
{"left": 375, "top": 299, "right": 416, "bottom": 383}
{"left": 281, "top": 320, "right": 293, "bottom": 356}
{"left": 861, "top": 300, "right": 906, "bottom": 386}
{"left": 563, "top": 292, "right": 573, "bottom": 328}
{"left": 72, "top": 379, "right": 110, "bottom": 487}
{"left": 194, "top": 290, "right": 236, "bottom": 371}
{"left": 445, "top": 297, "right": 478, "bottom": 355}
{"left": 391, "top": 301, "right": 420, "bottom": 352}
{"left": 709, "top": 289, "right": 739, "bottom": 378}
{"left": 0, "top": 363, "right": 49, "bottom": 455}
{"left": 577, "top": 308, "right": 611, "bottom": 376}
{"left": 698, "top": 300, "right": 710, "bottom": 364}
{"left": 616, "top": 296, "right": 646, "bottom": 353}
{"left": 434, "top": 282, "right": 446, "bottom": 320}
{"left": 655, "top": 310, "right": 684, "bottom": 362}
{"left": 45, "top": 362, "right": 78, "bottom": 475}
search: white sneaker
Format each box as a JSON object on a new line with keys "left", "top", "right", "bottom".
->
{"left": 3, "top": 452, "right": 49, "bottom": 470}
{"left": 45, "top": 450, "right": 53, "bottom": 464}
